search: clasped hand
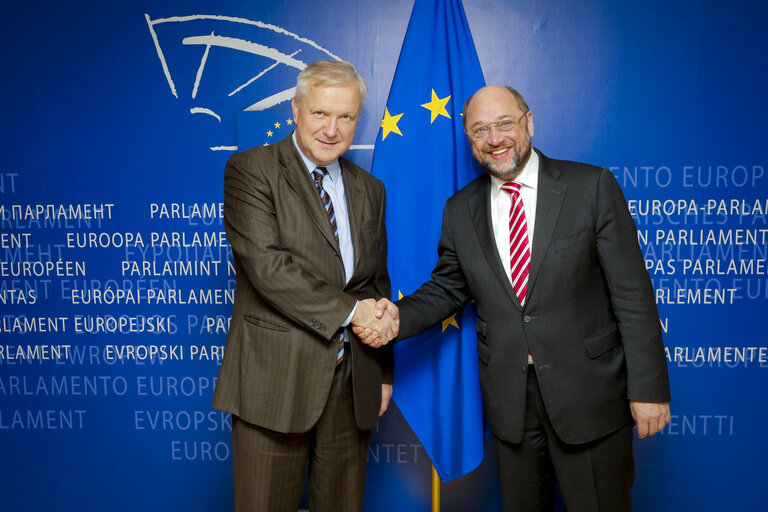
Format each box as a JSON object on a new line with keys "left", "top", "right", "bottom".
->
{"left": 350, "top": 298, "right": 399, "bottom": 347}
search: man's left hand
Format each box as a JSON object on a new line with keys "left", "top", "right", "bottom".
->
{"left": 379, "top": 384, "right": 393, "bottom": 417}
{"left": 629, "top": 400, "right": 671, "bottom": 438}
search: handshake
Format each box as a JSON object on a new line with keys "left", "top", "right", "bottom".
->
{"left": 350, "top": 298, "right": 399, "bottom": 348}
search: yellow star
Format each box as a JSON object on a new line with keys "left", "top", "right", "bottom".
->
{"left": 266, "top": 130, "right": 273, "bottom": 137}
{"left": 421, "top": 89, "right": 451, "bottom": 124}
{"left": 286, "top": 119, "right": 293, "bottom": 125}
{"left": 263, "top": 142, "right": 270, "bottom": 146}
{"left": 274, "top": 121, "right": 281, "bottom": 129}
{"left": 398, "top": 290, "right": 404, "bottom": 300}
{"left": 442, "top": 314, "right": 459, "bottom": 332}
{"left": 380, "top": 107, "right": 403, "bottom": 140}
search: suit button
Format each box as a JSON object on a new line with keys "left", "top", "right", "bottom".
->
{"left": 521, "top": 365, "right": 528, "bottom": 373}
{"left": 524, "top": 315, "right": 532, "bottom": 323}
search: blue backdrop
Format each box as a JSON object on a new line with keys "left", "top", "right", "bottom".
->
{"left": 1, "top": 0, "right": 766, "bottom": 510}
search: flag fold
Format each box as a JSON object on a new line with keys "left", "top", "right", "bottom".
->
{"left": 371, "top": 0, "right": 487, "bottom": 482}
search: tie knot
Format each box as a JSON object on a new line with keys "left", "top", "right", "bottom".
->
{"left": 313, "top": 167, "right": 327, "bottom": 186}
{"left": 501, "top": 181, "right": 522, "bottom": 195}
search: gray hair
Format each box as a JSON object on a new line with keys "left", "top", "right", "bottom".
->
{"left": 462, "top": 86, "right": 530, "bottom": 128}
{"left": 295, "top": 60, "right": 368, "bottom": 106}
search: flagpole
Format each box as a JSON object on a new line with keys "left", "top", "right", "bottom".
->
{"left": 432, "top": 464, "right": 441, "bottom": 512}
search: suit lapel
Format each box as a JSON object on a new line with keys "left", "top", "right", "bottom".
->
{"left": 467, "top": 177, "right": 523, "bottom": 310}
{"left": 528, "top": 151, "right": 566, "bottom": 298}
{"left": 278, "top": 137, "right": 340, "bottom": 251}
{"left": 340, "top": 158, "right": 364, "bottom": 273}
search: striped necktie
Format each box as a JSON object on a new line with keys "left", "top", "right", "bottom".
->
{"left": 312, "top": 167, "right": 338, "bottom": 242}
{"left": 501, "top": 181, "right": 531, "bottom": 306}
{"left": 312, "top": 167, "right": 345, "bottom": 364}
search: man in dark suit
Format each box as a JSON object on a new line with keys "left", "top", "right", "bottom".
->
{"left": 359, "top": 85, "right": 670, "bottom": 511}
{"left": 212, "top": 61, "right": 399, "bottom": 512}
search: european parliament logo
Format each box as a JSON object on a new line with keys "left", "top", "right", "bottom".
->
{"left": 145, "top": 14, "right": 340, "bottom": 151}
{"left": 237, "top": 109, "right": 294, "bottom": 150}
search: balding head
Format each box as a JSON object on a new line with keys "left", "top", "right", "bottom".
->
{"left": 462, "top": 86, "right": 529, "bottom": 129}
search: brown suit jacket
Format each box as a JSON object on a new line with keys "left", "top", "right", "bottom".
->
{"left": 212, "top": 134, "right": 392, "bottom": 433}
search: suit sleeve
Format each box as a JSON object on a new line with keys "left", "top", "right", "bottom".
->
{"left": 223, "top": 152, "right": 357, "bottom": 341}
{"left": 397, "top": 202, "right": 471, "bottom": 340}
{"left": 595, "top": 168, "right": 671, "bottom": 402}
{"left": 373, "top": 183, "right": 394, "bottom": 384}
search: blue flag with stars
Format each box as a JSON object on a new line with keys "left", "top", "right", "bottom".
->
{"left": 371, "top": 0, "right": 486, "bottom": 482}
{"left": 236, "top": 109, "right": 294, "bottom": 150}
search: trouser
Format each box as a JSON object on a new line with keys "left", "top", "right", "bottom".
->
{"left": 494, "top": 367, "right": 635, "bottom": 512}
{"left": 232, "top": 357, "right": 370, "bottom": 512}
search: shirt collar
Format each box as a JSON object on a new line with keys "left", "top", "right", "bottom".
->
{"left": 490, "top": 148, "right": 540, "bottom": 196}
{"left": 292, "top": 131, "right": 342, "bottom": 182}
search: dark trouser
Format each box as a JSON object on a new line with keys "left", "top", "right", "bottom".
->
{"left": 494, "top": 368, "right": 635, "bottom": 512}
{"left": 232, "top": 357, "right": 370, "bottom": 512}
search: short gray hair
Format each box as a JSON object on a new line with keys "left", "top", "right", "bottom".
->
{"left": 295, "top": 60, "right": 368, "bottom": 106}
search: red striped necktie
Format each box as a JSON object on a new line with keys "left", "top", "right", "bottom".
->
{"left": 501, "top": 181, "right": 531, "bottom": 306}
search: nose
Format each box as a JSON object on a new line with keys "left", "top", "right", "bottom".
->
{"left": 487, "top": 125, "right": 505, "bottom": 145}
{"left": 323, "top": 117, "right": 339, "bottom": 137}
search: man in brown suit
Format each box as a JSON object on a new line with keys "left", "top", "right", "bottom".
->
{"left": 212, "top": 60, "right": 398, "bottom": 512}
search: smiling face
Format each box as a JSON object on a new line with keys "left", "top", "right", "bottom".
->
{"left": 291, "top": 82, "right": 361, "bottom": 166}
{"left": 464, "top": 86, "right": 534, "bottom": 181}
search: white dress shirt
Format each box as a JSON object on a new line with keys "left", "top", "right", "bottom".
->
{"left": 490, "top": 150, "right": 539, "bottom": 364}
{"left": 489, "top": 149, "right": 540, "bottom": 287}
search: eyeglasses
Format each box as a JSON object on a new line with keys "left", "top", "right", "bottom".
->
{"left": 467, "top": 111, "right": 528, "bottom": 140}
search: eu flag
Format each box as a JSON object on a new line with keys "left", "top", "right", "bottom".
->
{"left": 371, "top": 0, "right": 487, "bottom": 482}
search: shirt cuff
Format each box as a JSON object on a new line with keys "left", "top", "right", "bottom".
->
{"left": 341, "top": 301, "right": 358, "bottom": 327}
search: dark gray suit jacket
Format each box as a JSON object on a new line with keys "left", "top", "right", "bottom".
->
{"left": 398, "top": 149, "right": 670, "bottom": 445}
{"left": 213, "top": 134, "right": 393, "bottom": 433}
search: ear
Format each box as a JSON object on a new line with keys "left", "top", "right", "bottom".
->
{"left": 526, "top": 111, "right": 534, "bottom": 138}
{"left": 291, "top": 97, "right": 298, "bottom": 122}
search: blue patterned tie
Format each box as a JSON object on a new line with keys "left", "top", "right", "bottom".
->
{"left": 312, "top": 167, "right": 344, "bottom": 364}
